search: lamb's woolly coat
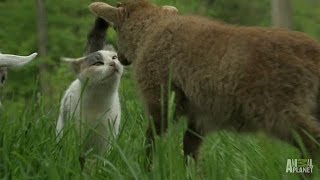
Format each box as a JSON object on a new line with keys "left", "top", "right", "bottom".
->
{"left": 90, "top": 0, "right": 320, "bottom": 161}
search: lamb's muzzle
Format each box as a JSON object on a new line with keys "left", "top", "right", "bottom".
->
{"left": 0, "top": 52, "right": 37, "bottom": 68}
{"left": 118, "top": 53, "right": 131, "bottom": 66}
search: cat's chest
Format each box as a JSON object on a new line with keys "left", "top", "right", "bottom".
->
{"left": 81, "top": 96, "right": 119, "bottom": 121}
{"left": 67, "top": 81, "right": 121, "bottom": 125}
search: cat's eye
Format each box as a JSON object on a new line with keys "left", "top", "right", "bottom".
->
{"left": 112, "top": 55, "right": 118, "bottom": 60}
{"left": 92, "top": 62, "right": 104, "bottom": 66}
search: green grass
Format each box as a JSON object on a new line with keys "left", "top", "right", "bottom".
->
{"left": 0, "top": 74, "right": 319, "bottom": 179}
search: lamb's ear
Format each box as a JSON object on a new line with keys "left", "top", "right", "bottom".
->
{"left": 116, "top": 2, "right": 122, "bottom": 7}
{"left": 162, "top": 5, "right": 178, "bottom": 14}
{"left": 61, "top": 57, "right": 84, "bottom": 74}
{"left": 89, "top": 2, "right": 122, "bottom": 25}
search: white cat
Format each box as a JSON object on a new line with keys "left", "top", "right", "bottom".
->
{"left": 56, "top": 49, "right": 123, "bottom": 155}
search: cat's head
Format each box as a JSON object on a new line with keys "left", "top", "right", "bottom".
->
{"left": 62, "top": 49, "right": 123, "bottom": 86}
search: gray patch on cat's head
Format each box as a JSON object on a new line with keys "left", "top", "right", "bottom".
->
{"left": 84, "top": 52, "right": 104, "bottom": 66}
{"left": 61, "top": 51, "right": 107, "bottom": 74}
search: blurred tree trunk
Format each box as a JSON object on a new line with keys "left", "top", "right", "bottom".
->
{"left": 271, "top": 0, "right": 292, "bottom": 29}
{"left": 36, "top": 0, "right": 51, "bottom": 98}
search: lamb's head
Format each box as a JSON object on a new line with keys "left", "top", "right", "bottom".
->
{"left": 89, "top": 0, "right": 178, "bottom": 66}
{"left": 62, "top": 49, "right": 123, "bottom": 87}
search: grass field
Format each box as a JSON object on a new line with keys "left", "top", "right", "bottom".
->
{"left": 0, "top": 73, "right": 319, "bottom": 180}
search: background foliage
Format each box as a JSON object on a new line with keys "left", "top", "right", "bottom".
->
{"left": 0, "top": 0, "right": 319, "bottom": 108}
{"left": 0, "top": 0, "right": 320, "bottom": 179}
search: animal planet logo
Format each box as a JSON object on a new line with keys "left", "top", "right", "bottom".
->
{"left": 286, "top": 159, "right": 313, "bottom": 174}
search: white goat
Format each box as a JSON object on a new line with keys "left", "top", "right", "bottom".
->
{"left": 0, "top": 52, "right": 37, "bottom": 110}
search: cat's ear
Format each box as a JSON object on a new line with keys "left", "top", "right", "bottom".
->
{"left": 61, "top": 57, "right": 84, "bottom": 74}
{"left": 103, "top": 44, "right": 116, "bottom": 52}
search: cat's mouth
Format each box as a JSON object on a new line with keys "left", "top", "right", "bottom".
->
{"left": 110, "top": 66, "right": 120, "bottom": 73}
{"left": 103, "top": 67, "right": 120, "bottom": 80}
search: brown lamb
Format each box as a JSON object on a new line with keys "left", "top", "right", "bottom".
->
{"left": 89, "top": 0, "right": 320, "bottom": 163}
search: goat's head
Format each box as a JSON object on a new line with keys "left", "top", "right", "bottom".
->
{"left": 0, "top": 52, "right": 37, "bottom": 111}
{"left": 0, "top": 52, "right": 37, "bottom": 86}
{"left": 0, "top": 52, "right": 37, "bottom": 68}
{"left": 89, "top": 1, "right": 178, "bottom": 66}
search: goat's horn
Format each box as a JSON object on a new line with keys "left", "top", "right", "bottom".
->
{"left": 60, "top": 57, "right": 80, "bottom": 62}
{"left": 0, "top": 52, "right": 37, "bottom": 67}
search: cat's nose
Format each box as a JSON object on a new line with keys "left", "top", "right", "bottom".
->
{"left": 109, "top": 61, "right": 116, "bottom": 67}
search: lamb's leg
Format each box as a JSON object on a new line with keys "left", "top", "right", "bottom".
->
{"left": 144, "top": 86, "right": 184, "bottom": 168}
{"left": 142, "top": 83, "right": 186, "bottom": 169}
{"left": 294, "top": 117, "right": 320, "bottom": 164}
{"left": 183, "top": 122, "right": 203, "bottom": 161}
{"left": 145, "top": 100, "right": 168, "bottom": 169}
{"left": 273, "top": 110, "right": 320, "bottom": 165}
{"left": 289, "top": 116, "right": 320, "bottom": 179}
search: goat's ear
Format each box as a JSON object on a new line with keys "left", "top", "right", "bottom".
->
{"left": 61, "top": 57, "right": 83, "bottom": 74}
{"left": 162, "top": 5, "right": 178, "bottom": 14}
{"left": 89, "top": 2, "right": 122, "bottom": 25}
